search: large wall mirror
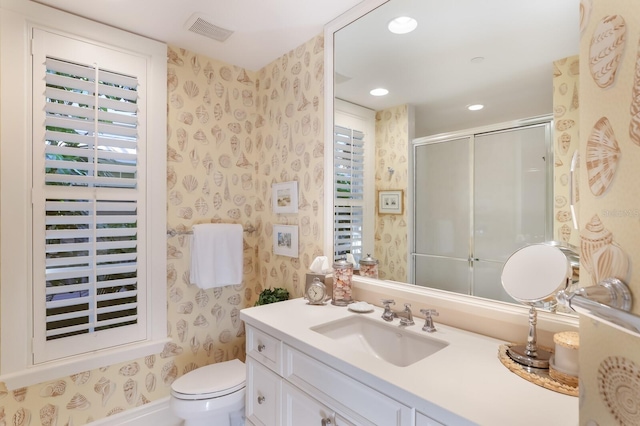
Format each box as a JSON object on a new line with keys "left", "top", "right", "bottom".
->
{"left": 324, "top": 0, "right": 580, "bottom": 307}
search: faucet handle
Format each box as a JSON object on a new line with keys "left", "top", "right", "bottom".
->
{"left": 420, "top": 309, "right": 439, "bottom": 333}
{"left": 380, "top": 299, "right": 396, "bottom": 322}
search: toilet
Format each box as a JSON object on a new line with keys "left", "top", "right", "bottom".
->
{"left": 170, "top": 359, "right": 246, "bottom": 426}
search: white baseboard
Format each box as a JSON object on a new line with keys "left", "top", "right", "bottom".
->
{"left": 88, "top": 397, "right": 182, "bottom": 426}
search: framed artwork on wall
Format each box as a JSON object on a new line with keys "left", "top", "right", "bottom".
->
{"left": 272, "top": 181, "right": 298, "bottom": 214}
{"left": 273, "top": 225, "right": 299, "bottom": 258}
{"left": 378, "top": 190, "right": 403, "bottom": 215}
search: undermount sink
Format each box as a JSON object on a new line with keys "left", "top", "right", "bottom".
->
{"left": 311, "top": 315, "right": 448, "bottom": 367}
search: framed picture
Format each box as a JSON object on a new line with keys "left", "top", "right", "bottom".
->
{"left": 272, "top": 181, "right": 298, "bottom": 214}
{"left": 273, "top": 225, "right": 299, "bottom": 258}
{"left": 378, "top": 190, "right": 403, "bottom": 215}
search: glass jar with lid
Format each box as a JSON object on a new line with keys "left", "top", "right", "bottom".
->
{"left": 359, "top": 254, "right": 379, "bottom": 279}
{"left": 331, "top": 258, "right": 354, "bottom": 306}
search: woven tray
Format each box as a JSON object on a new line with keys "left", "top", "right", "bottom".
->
{"left": 498, "top": 344, "right": 578, "bottom": 397}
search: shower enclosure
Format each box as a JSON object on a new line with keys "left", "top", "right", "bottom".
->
{"left": 411, "top": 118, "right": 553, "bottom": 302}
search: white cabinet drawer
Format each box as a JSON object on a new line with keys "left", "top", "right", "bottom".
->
{"left": 283, "top": 345, "right": 412, "bottom": 426}
{"left": 246, "top": 325, "right": 281, "bottom": 373}
{"left": 282, "top": 382, "right": 356, "bottom": 426}
{"left": 416, "top": 411, "right": 445, "bottom": 426}
{"left": 246, "top": 357, "right": 281, "bottom": 426}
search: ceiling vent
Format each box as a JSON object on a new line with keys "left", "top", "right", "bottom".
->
{"left": 185, "top": 13, "right": 234, "bottom": 42}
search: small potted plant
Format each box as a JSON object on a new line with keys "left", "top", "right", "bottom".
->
{"left": 255, "top": 287, "right": 289, "bottom": 306}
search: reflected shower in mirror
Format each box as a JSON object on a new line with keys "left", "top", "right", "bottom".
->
{"left": 331, "top": 0, "right": 580, "bottom": 304}
{"left": 412, "top": 118, "right": 552, "bottom": 303}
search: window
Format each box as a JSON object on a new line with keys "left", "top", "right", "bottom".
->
{"left": 332, "top": 101, "right": 375, "bottom": 265}
{"left": 32, "top": 41, "right": 148, "bottom": 362}
{"left": 333, "top": 125, "right": 365, "bottom": 262}
{"left": 0, "top": 6, "right": 166, "bottom": 388}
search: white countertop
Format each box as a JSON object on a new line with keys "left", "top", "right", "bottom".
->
{"left": 240, "top": 298, "right": 579, "bottom": 426}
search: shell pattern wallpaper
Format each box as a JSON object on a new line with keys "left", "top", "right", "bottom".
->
{"left": 374, "top": 105, "right": 409, "bottom": 282}
{"left": 553, "top": 55, "right": 580, "bottom": 248}
{"left": 578, "top": 0, "right": 640, "bottom": 424}
{"left": 0, "top": 34, "right": 326, "bottom": 425}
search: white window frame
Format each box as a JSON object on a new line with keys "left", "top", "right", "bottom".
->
{"left": 0, "top": 1, "right": 168, "bottom": 389}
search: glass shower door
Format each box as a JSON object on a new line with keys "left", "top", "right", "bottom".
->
{"left": 413, "top": 137, "right": 471, "bottom": 293}
{"left": 472, "top": 125, "right": 549, "bottom": 302}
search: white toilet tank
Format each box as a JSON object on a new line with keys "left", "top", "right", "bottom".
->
{"left": 170, "top": 359, "right": 246, "bottom": 426}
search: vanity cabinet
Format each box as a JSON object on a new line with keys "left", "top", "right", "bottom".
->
{"left": 242, "top": 297, "right": 579, "bottom": 425}
{"left": 416, "top": 412, "right": 445, "bottom": 426}
{"left": 245, "top": 324, "right": 412, "bottom": 426}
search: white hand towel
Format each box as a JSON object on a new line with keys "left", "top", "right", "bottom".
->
{"left": 190, "top": 223, "right": 243, "bottom": 289}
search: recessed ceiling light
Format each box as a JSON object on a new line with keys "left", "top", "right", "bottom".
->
{"left": 370, "top": 88, "right": 389, "bottom": 96}
{"left": 388, "top": 17, "right": 418, "bottom": 34}
{"left": 467, "top": 104, "right": 484, "bottom": 111}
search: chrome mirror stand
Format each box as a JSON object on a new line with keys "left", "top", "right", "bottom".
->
{"left": 500, "top": 242, "right": 578, "bottom": 370}
{"left": 506, "top": 304, "right": 552, "bottom": 369}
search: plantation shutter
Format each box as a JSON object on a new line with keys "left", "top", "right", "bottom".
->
{"left": 44, "top": 58, "right": 138, "bottom": 188}
{"left": 32, "top": 29, "right": 147, "bottom": 363}
{"left": 333, "top": 125, "right": 365, "bottom": 262}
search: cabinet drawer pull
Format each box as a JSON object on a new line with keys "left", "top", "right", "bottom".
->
{"left": 257, "top": 344, "right": 266, "bottom": 352}
{"left": 321, "top": 418, "right": 332, "bottom": 426}
{"left": 257, "top": 395, "right": 266, "bottom": 404}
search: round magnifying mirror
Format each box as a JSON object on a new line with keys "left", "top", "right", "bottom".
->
{"left": 501, "top": 243, "right": 573, "bottom": 369}
{"left": 501, "top": 243, "right": 572, "bottom": 304}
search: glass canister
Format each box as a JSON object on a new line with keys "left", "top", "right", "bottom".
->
{"left": 359, "top": 253, "right": 379, "bottom": 279}
{"left": 331, "top": 258, "right": 354, "bottom": 306}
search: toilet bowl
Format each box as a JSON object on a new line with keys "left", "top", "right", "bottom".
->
{"left": 170, "top": 359, "right": 246, "bottom": 426}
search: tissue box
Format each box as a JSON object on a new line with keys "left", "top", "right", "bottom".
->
{"left": 305, "top": 273, "right": 332, "bottom": 298}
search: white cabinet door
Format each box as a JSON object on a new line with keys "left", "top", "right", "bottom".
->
{"left": 282, "top": 382, "right": 355, "bottom": 426}
{"left": 246, "top": 357, "right": 281, "bottom": 426}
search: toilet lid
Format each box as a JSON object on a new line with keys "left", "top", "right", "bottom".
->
{"left": 171, "top": 359, "right": 246, "bottom": 400}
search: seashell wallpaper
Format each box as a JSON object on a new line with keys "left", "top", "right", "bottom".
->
{"left": 586, "top": 116, "right": 621, "bottom": 197}
{"left": 553, "top": 56, "right": 580, "bottom": 247}
{"left": 589, "top": 15, "right": 626, "bottom": 89}
{"left": 597, "top": 356, "right": 640, "bottom": 425}
{"left": 374, "top": 106, "right": 409, "bottom": 282}
{"left": 0, "top": 34, "right": 326, "bottom": 425}
{"left": 578, "top": 0, "right": 640, "bottom": 424}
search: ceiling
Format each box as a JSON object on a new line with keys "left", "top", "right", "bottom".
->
{"left": 334, "top": 0, "right": 580, "bottom": 137}
{"left": 30, "top": 0, "right": 364, "bottom": 71}
{"left": 31, "top": 0, "right": 580, "bottom": 138}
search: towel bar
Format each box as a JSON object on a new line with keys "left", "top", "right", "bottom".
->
{"left": 167, "top": 224, "right": 255, "bottom": 237}
{"left": 558, "top": 278, "right": 640, "bottom": 339}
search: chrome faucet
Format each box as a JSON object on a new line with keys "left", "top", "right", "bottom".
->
{"left": 380, "top": 299, "right": 415, "bottom": 326}
{"left": 397, "top": 303, "right": 415, "bottom": 326}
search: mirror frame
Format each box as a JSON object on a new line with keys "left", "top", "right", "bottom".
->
{"left": 322, "top": 0, "right": 579, "bottom": 326}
